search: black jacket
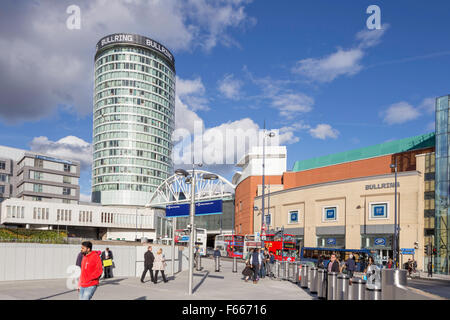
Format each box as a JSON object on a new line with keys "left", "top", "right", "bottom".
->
{"left": 76, "top": 252, "right": 83, "bottom": 267}
{"left": 101, "top": 250, "right": 113, "bottom": 261}
{"left": 327, "top": 260, "right": 340, "bottom": 272}
{"left": 144, "top": 251, "right": 155, "bottom": 267}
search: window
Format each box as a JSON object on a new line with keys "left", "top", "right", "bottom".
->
{"left": 322, "top": 206, "right": 337, "bottom": 222}
{"left": 288, "top": 210, "right": 299, "bottom": 224}
{"left": 0, "top": 161, "right": 5, "bottom": 170}
{"left": 34, "top": 159, "right": 44, "bottom": 168}
{"left": 62, "top": 199, "right": 70, "bottom": 204}
{"left": 0, "top": 174, "right": 7, "bottom": 182}
{"left": 33, "top": 171, "right": 43, "bottom": 180}
{"left": 63, "top": 176, "right": 71, "bottom": 184}
{"left": 0, "top": 186, "right": 4, "bottom": 194}
{"left": 370, "top": 202, "right": 388, "bottom": 219}
{"left": 63, "top": 188, "right": 71, "bottom": 195}
{"left": 32, "top": 196, "right": 42, "bottom": 201}
{"left": 64, "top": 164, "right": 71, "bottom": 172}
{"left": 33, "top": 184, "right": 43, "bottom": 193}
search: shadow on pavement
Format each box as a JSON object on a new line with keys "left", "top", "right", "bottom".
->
{"left": 37, "top": 289, "right": 77, "bottom": 300}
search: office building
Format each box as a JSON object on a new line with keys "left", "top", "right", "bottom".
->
{"left": 0, "top": 145, "right": 80, "bottom": 204}
{"left": 92, "top": 34, "right": 176, "bottom": 206}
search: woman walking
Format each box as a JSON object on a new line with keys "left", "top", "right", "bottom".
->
{"left": 153, "top": 248, "right": 168, "bottom": 284}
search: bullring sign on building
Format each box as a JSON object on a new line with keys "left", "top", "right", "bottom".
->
{"left": 95, "top": 33, "right": 175, "bottom": 65}
{"left": 365, "top": 182, "right": 400, "bottom": 190}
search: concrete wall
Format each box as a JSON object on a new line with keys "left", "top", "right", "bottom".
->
{"left": 0, "top": 243, "right": 189, "bottom": 282}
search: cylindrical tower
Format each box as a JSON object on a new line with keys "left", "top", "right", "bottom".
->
{"left": 92, "top": 34, "right": 175, "bottom": 206}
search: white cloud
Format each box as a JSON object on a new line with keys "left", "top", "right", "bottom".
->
{"left": 292, "top": 25, "right": 389, "bottom": 83}
{"left": 218, "top": 74, "right": 243, "bottom": 100}
{"left": 293, "top": 48, "right": 364, "bottom": 83}
{"left": 356, "top": 24, "right": 389, "bottom": 49}
{"left": 79, "top": 193, "right": 92, "bottom": 202}
{"left": 419, "top": 97, "right": 435, "bottom": 114}
{"left": 29, "top": 135, "right": 92, "bottom": 170}
{"left": 309, "top": 124, "right": 340, "bottom": 140}
{"left": 383, "top": 102, "right": 421, "bottom": 125}
{"left": 176, "top": 76, "right": 209, "bottom": 111}
{"left": 271, "top": 93, "right": 314, "bottom": 117}
{"left": 0, "top": 0, "right": 255, "bottom": 122}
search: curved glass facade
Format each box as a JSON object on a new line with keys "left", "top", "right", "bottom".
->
{"left": 435, "top": 95, "right": 450, "bottom": 274}
{"left": 92, "top": 35, "right": 175, "bottom": 206}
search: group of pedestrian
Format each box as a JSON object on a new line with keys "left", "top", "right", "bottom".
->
{"left": 405, "top": 258, "right": 418, "bottom": 276}
{"left": 140, "top": 246, "right": 168, "bottom": 284}
{"left": 241, "top": 248, "right": 275, "bottom": 284}
{"left": 76, "top": 242, "right": 169, "bottom": 300}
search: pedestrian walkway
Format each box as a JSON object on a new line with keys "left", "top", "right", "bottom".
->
{"left": 0, "top": 258, "right": 313, "bottom": 300}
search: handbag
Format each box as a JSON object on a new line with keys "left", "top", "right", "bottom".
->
{"left": 103, "top": 259, "right": 113, "bottom": 267}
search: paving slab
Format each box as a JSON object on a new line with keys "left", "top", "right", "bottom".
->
{"left": 0, "top": 258, "right": 313, "bottom": 300}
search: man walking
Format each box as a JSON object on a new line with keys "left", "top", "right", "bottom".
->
{"left": 344, "top": 254, "right": 356, "bottom": 278}
{"left": 327, "top": 253, "right": 340, "bottom": 273}
{"left": 141, "top": 246, "right": 155, "bottom": 283}
{"left": 78, "top": 241, "right": 103, "bottom": 300}
{"left": 250, "top": 248, "right": 262, "bottom": 284}
{"left": 427, "top": 261, "right": 433, "bottom": 278}
{"left": 101, "top": 247, "right": 114, "bottom": 279}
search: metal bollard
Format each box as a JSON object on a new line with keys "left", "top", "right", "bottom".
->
{"left": 350, "top": 278, "right": 366, "bottom": 300}
{"left": 196, "top": 255, "right": 202, "bottom": 271}
{"left": 381, "top": 268, "right": 407, "bottom": 300}
{"left": 300, "top": 264, "right": 309, "bottom": 288}
{"left": 327, "top": 272, "right": 339, "bottom": 300}
{"left": 232, "top": 257, "right": 237, "bottom": 273}
{"left": 317, "top": 269, "right": 327, "bottom": 299}
{"left": 215, "top": 256, "right": 220, "bottom": 272}
{"left": 365, "top": 286, "right": 382, "bottom": 300}
{"left": 337, "top": 274, "right": 350, "bottom": 300}
{"left": 293, "top": 262, "right": 300, "bottom": 283}
{"left": 309, "top": 267, "right": 318, "bottom": 293}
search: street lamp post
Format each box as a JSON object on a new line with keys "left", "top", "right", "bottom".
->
{"left": 261, "top": 129, "right": 275, "bottom": 245}
{"left": 175, "top": 167, "right": 218, "bottom": 295}
{"left": 390, "top": 159, "right": 398, "bottom": 268}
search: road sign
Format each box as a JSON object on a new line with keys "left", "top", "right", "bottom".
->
{"left": 400, "top": 248, "right": 415, "bottom": 255}
{"left": 166, "top": 199, "right": 223, "bottom": 218}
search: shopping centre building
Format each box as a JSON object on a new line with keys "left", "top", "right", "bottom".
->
{"left": 234, "top": 125, "right": 441, "bottom": 272}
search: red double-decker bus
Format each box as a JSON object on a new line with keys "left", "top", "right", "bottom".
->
{"left": 263, "top": 233, "right": 297, "bottom": 261}
{"left": 214, "top": 234, "right": 244, "bottom": 258}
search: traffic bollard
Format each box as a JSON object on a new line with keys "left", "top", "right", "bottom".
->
{"left": 215, "top": 256, "right": 220, "bottom": 272}
{"left": 381, "top": 268, "right": 407, "bottom": 300}
{"left": 300, "top": 264, "right": 309, "bottom": 288}
{"left": 232, "top": 257, "right": 237, "bottom": 273}
{"left": 317, "top": 269, "right": 327, "bottom": 299}
{"left": 337, "top": 274, "right": 350, "bottom": 300}
{"left": 309, "top": 267, "right": 318, "bottom": 293}
{"left": 350, "top": 278, "right": 366, "bottom": 300}
{"left": 327, "top": 272, "right": 339, "bottom": 300}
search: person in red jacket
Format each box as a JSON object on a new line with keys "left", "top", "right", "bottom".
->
{"left": 78, "top": 241, "right": 103, "bottom": 300}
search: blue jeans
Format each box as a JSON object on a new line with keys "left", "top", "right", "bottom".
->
{"left": 79, "top": 286, "right": 97, "bottom": 300}
{"left": 260, "top": 264, "right": 266, "bottom": 278}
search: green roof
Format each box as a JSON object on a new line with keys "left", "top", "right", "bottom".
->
{"left": 292, "top": 132, "right": 435, "bottom": 172}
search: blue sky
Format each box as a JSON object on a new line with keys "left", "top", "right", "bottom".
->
{"left": 0, "top": 0, "right": 448, "bottom": 200}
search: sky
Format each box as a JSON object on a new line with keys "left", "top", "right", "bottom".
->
{"left": 0, "top": 0, "right": 448, "bottom": 200}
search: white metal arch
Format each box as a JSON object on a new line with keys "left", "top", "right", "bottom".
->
{"left": 147, "top": 170, "right": 235, "bottom": 207}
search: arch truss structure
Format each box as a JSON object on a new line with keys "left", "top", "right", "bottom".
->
{"left": 147, "top": 170, "right": 235, "bottom": 207}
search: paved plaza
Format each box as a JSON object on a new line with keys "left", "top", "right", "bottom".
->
{"left": 0, "top": 258, "right": 313, "bottom": 300}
